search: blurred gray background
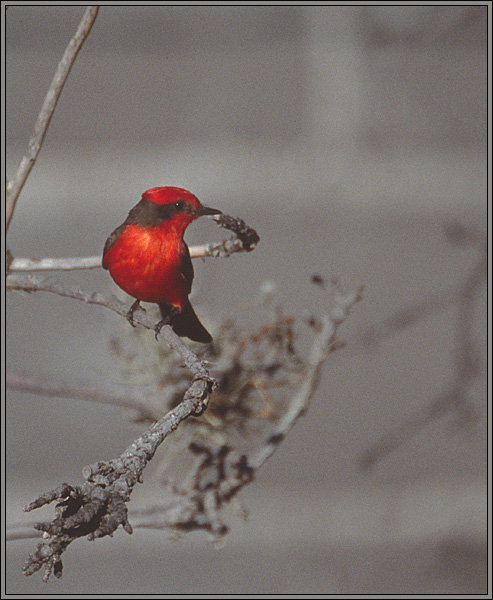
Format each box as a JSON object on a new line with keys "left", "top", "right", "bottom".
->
{"left": 5, "top": 5, "right": 487, "bottom": 595}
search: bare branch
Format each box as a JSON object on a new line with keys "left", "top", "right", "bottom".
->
{"left": 6, "top": 370, "right": 162, "bottom": 422}
{"left": 7, "top": 214, "right": 260, "bottom": 272}
{"left": 6, "top": 272, "right": 211, "bottom": 380}
{"left": 6, "top": 243, "right": 245, "bottom": 272}
{"left": 211, "top": 213, "right": 260, "bottom": 252}
{"left": 355, "top": 224, "right": 486, "bottom": 350}
{"left": 126, "top": 284, "right": 363, "bottom": 537}
{"left": 11, "top": 278, "right": 362, "bottom": 579}
{"left": 355, "top": 284, "right": 459, "bottom": 350}
{"left": 6, "top": 6, "right": 99, "bottom": 231}
{"left": 6, "top": 523, "right": 42, "bottom": 542}
{"left": 7, "top": 214, "right": 261, "bottom": 579}
{"left": 359, "top": 241, "right": 487, "bottom": 469}
{"left": 8, "top": 256, "right": 102, "bottom": 272}
{"left": 250, "top": 285, "right": 364, "bottom": 470}
{"left": 22, "top": 375, "right": 214, "bottom": 581}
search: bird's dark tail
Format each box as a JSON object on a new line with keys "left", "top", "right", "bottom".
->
{"left": 160, "top": 301, "right": 213, "bottom": 344}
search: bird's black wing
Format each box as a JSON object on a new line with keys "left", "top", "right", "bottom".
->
{"left": 102, "top": 223, "right": 127, "bottom": 269}
{"left": 179, "top": 242, "right": 194, "bottom": 294}
{"left": 102, "top": 199, "right": 152, "bottom": 267}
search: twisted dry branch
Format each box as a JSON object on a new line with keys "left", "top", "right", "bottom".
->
{"left": 22, "top": 376, "right": 215, "bottom": 581}
{"left": 13, "top": 282, "right": 362, "bottom": 581}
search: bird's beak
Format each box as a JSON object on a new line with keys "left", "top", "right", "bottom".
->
{"left": 196, "top": 205, "right": 222, "bottom": 217}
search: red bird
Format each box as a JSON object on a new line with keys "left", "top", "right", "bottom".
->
{"left": 102, "top": 186, "right": 221, "bottom": 343}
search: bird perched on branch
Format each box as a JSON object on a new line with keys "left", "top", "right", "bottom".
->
{"left": 102, "top": 186, "right": 221, "bottom": 343}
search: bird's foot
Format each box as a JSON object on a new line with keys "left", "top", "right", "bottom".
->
{"left": 126, "top": 300, "right": 145, "bottom": 327}
{"left": 154, "top": 306, "right": 179, "bottom": 340}
{"left": 154, "top": 317, "right": 170, "bottom": 339}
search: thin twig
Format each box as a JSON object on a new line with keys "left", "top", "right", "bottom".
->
{"left": 8, "top": 238, "right": 255, "bottom": 272}
{"left": 355, "top": 284, "right": 460, "bottom": 350}
{"left": 354, "top": 223, "right": 486, "bottom": 351}
{"left": 6, "top": 6, "right": 99, "bottom": 231}
{"left": 8, "top": 256, "right": 102, "bottom": 272}
{"left": 8, "top": 213, "right": 260, "bottom": 272}
{"left": 6, "top": 523, "right": 42, "bottom": 542}
{"left": 251, "top": 285, "right": 364, "bottom": 470}
{"left": 6, "top": 272, "right": 211, "bottom": 380}
{"left": 6, "top": 370, "right": 162, "bottom": 422}
{"left": 359, "top": 242, "right": 487, "bottom": 469}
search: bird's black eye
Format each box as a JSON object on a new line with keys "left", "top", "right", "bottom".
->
{"left": 174, "top": 201, "right": 185, "bottom": 211}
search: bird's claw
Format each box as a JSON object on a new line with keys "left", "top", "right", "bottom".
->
{"left": 154, "top": 317, "right": 170, "bottom": 340}
{"left": 154, "top": 305, "right": 179, "bottom": 340}
{"left": 126, "top": 300, "right": 145, "bottom": 327}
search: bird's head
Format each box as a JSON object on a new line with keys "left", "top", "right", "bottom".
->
{"left": 129, "top": 187, "right": 222, "bottom": 232}
{"left": 143, "top": 186, "right": 221, "bottom": 218}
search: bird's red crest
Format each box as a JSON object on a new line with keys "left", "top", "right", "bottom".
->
{"left": 142, "top": 186, "right": 202, "bottom": 210}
